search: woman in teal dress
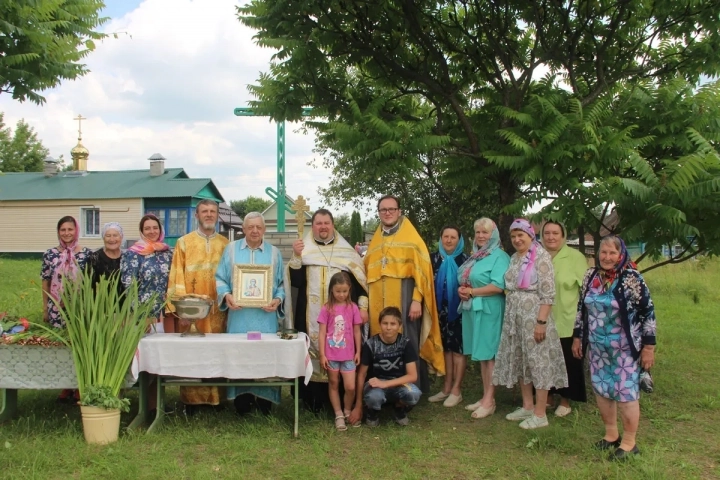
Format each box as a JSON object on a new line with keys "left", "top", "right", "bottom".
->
{"left": 572, "top": 236, "right": 656, "bottom": 460}
{"left": 457, "top": 218, "right": 510, "bottom": 419}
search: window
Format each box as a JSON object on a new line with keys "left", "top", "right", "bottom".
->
{"left": 81, "top": 208, "right": 100, "bottom": 237}
{"left": 168, "top": 209, "right": 189, "bottom": 236}
{"left": 145, "top": 208, "right": 191, "bottom": 237}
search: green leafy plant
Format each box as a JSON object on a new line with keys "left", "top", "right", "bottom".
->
{"left": 45, "top": 270, "right": 158, "bottom": 410}
{"left": 80, "top": 385, "right": 131, "bottom": 412}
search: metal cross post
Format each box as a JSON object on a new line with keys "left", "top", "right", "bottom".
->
{"left": 233, "top": 107, "right": 313, "bottom": 232}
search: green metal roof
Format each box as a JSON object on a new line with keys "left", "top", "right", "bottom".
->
{"left": 0, "top": 168, "right": 224, "bottom": 202}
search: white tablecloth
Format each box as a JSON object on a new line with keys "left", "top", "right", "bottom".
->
{"left": 133, "top": 333, "right": 312, "bottom": 384}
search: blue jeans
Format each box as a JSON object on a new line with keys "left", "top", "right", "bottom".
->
{"left": 363, "top": 382, "right": 421, "bottom": 410}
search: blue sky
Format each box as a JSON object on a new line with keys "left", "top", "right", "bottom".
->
{"left": 0, "top": 0, "right": 343, "bottom": 213}
{"left": 102, "top": 0, "right": 144, "bottom": 19}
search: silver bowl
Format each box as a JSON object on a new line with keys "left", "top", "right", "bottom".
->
{"left": 170, "top": 296, "right": 213, "bottom": 336}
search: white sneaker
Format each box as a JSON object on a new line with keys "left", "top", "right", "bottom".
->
{"left": 428, "top": 391, "right": 450, "bottom": 403}
{"left": 443, "top": 393, "right": 463, "bottom": 407}
{"left": 555, "top": 405, "right": 572, "bottom": 417}
{"left": 519, "top": 414, "right": 549, "bottom": 429}
{"left": 505, "top": 407, "right": 534, "bottom": 421}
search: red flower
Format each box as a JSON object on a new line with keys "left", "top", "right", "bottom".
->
{"left": 20, "top": 318, "right": 29, "bottom": 329}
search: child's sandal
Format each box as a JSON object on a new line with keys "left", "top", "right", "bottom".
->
{"left": 344, "top": 410, "right": 361, "bottom": 428}
{"left": 335, "top": 415, "right": 348, "bottom": 431}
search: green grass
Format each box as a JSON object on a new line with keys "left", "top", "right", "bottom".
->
{"left": 1, "top": 257, "right": 720, "bottom": 479}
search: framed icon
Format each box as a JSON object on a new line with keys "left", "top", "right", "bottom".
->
{"left": 232, "top": 264, "right": 272, "bottom": 307}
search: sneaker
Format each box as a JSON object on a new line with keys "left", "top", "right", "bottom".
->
{"left": 428, "top": 391, "right": 450, "bottom": 403}
{"left": 393, "top": 407, "right": 410, "bottom": 426}
{"left": 519, "top": 414, "right": 549, "bottom": 430}
{"left": 505, "top": 407, "right": 534, "bottom": 421}
{"left": 365, "top": 409, "right": 380, "bottom": 427}
{"left": 554, "top": 405, "right": 572, "bottom": 417}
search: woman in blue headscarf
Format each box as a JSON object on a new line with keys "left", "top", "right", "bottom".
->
{"left": 456, "top": 218, "right": 510, "bottom": 418}
{"left": 427, "top": 225, "right": 469, "bottom": 407}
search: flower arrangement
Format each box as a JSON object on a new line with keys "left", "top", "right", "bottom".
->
{"left": 0, "top": 312, "right": 67, "bottom": 346}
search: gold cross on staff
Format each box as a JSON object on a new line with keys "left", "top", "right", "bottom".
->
{"left": 73, "top": 114, "right": 86, "bottom": 139}
{"left": 291, "top": 195, "right": 310, "bottom": 239}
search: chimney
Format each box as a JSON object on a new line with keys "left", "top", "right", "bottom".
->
{"left": 149, "top": 153, "right": 166, "bottom": 176}
{"left": 43, "top": 156, "right": 59, "bottom": 177}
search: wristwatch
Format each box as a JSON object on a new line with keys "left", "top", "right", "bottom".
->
{"left": 536, "top": 319, "right": 547, "bottom": 325}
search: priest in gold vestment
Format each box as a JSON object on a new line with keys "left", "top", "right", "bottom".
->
{"left": 364, "top": 195, "right": 445, "bottom": 393}
{"left": 166, "top": 200, "right": 229, "bottom": 412}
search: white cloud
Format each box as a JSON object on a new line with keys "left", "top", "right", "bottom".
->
{"left": 0, "top": 0, "right": 351, "bottom": 214}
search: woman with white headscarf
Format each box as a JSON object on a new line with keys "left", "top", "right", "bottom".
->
{"left": 86, "top": 222, "right": 125, "bottom": 298}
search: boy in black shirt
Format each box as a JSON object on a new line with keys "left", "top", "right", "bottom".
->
{"left": 354, "top": 306, "right": 422, "bottom": 426}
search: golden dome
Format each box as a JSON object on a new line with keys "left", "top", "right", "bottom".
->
{"left": 71, "top": 140, "right": 89, "bottom": 157}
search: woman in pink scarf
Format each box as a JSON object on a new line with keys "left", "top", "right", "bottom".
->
{"left": 41, "top": 216, "right": 93, "bottom": 328}
{"left": 491, "top": 219, "right": 568, "bottom": 429}
{"left": 41, "top": 216, "right": 92, "bottom": 404}
{"left": 120, "top": 214, "right": 173, "bottom": 331}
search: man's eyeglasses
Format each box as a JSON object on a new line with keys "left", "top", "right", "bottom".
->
{"left": 378, "top": 208, "right": 399, "bottom": 214}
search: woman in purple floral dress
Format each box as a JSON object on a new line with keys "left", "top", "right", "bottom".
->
{"left": 572, "top": 236, "right": 656, "bottom": 461}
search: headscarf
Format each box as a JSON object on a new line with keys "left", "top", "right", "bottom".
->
{"left": 510, "top": 218, "right": 540, "bottom": 289}
{"left": 540, "top": 221, "right": 567, "bottom": 256}
{"left": 50, "top": 217, "right": 80, "bottom": 302}
{"left": 102, "top": 222, "right": 124, "bottom": 243}
{"left": 592, "top": 236, "right": 635, "bottom": 292}
{"left": 434, "top": 233, "right": 465, "bottom": 321}
{"left": 457, "top": 221, "right": 502, "bottom": 310}
{"left": 128, "top": 215, "right": 170, "bottom": 255}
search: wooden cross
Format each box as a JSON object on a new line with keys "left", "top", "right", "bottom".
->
{"left": 292, "top": 195, "right": 310, "bottom": 239}
{"left": 73, "top": 114, "right": 86, "bottom": 139}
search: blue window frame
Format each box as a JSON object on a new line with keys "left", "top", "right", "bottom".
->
{"left": 145, "top": 207, "right": 192, "bottom": 237}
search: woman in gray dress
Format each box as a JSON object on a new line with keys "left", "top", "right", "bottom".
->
{"left": 492, "top": 219, "right": 568, "bottom": 429}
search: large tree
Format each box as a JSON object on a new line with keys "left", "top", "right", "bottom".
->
{"left": 229, "top": 195, "right": 273, "bottom": 219}
{"left": 0, "top": 0, "right": 108, "bottom": 105}
{"left": 0, "top": 112, "right": 49, "bottom": 172}
{"left": 238, "top": 0, "right": 720, "bottom": 262}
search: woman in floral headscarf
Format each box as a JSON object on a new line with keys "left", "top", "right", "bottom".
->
{"left": 572, "top": 235, "right": 656, "bottom": 461}
{"left": 41, "top": 216, "right": 92, "bottom": 403}
{"left": 120, "top": 214, "right": 173, "bottom": 331}
{"left": 41, "top": 216, "right": 92, "bottom": 328}
{"left": 492, "top": 219, "right": 568, "bottom": 430}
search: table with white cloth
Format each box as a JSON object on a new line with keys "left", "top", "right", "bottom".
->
{"left": 127, "top": 332, "right": 312, "bottom": 437}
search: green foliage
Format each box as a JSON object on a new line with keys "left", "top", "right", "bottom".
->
{"left": 333, "top": 213, "right": 352, "bottom": 239}
{"left": 80, "top": 385, "right": 130, "bottom": 412}
{"left": 229, "top": 195, "right": 272, "bottom": 219}
{"left": 43, "top": 269, "right": 158, "bottom": 408}
{"left": 238, "top": 0, "right": 720, "bottom": 257}
{"left": 349, "top": 210, "right": 363, "bottom": 245}
{"left": 0, "top": 0, "right": 108, "bottom": 105}
{"left": 0, "top": 112, "right": 49, "bottom": 172}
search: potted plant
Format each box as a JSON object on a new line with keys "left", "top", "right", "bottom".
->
{"left": 47, "top": 270, "right": 158, "bottom": 444}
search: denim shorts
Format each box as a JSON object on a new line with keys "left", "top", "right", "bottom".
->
{"left": 327, "top": 360, "right": 356, "bottom": 372}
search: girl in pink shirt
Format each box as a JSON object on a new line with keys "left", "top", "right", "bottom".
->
{"left": 318, "top": 271, "right": 362, "bottom": 431}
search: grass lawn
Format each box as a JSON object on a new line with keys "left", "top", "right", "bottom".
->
{"left": 1, "top": 256, "right": 719, "bottom": 479}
